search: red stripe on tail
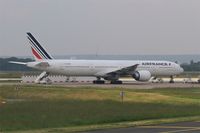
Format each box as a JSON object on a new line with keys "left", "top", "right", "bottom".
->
{"left": 31, "top": 47, "right": 42, "bottom": 60}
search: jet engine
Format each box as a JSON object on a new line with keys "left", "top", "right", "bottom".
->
{"left": 132, "top": 70, "right": 151, "bottom": 81}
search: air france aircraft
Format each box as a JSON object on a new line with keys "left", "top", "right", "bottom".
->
{"left": 10, "top": 32, "right": 184, "bottom": 84}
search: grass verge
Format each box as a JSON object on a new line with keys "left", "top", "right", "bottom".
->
{"left": 6, "top": 116, "right": 200, "bottom": 133}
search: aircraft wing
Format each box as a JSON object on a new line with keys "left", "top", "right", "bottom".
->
{"left": 96, "top": 64, "right": 139, "bottom": 76}
{"left": 107, "top": 64, "right": 139, "bottom": 75}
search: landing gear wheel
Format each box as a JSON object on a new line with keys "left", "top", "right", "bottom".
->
{"left": 93, "top": 80, "right": 105, "bottom": 84}
{"left": 93, "top": 77, "right": 105, "bottom": 84}
{"left": 169, "top": 76, "right": 174, "bottom": 83}
{"left": 110, "top": 80, "right": 123, "bottom": 84}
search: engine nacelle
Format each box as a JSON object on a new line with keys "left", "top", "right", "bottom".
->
{"left": 132, "top": 70, "right": 151, "bottom": 82}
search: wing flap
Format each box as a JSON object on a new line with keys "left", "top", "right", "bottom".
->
{"left": 96, "top": 64, "right": 139, "bottom": 77}
{"left": 108, "top": 64, "right": 139, "bottom": 75}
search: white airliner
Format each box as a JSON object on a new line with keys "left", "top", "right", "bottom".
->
{"left": 10, "top": 32, "right": 184, "bottom": 84}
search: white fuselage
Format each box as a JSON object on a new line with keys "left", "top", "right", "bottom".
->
{"left": 27, "top": 59, "right": 183, "bottom": 77}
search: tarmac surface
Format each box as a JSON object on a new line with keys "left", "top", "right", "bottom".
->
{"left": 84, "top": 121, "right": 200, "bottom": 133}
{"left": 60, "top": 82, "right": 200, "bottom": 89}
{"left": 1, "top": 82, "right": 200, "bottom": 89}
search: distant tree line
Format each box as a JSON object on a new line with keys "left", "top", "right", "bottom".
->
{"left": 0, "top": 57, "right": 200, "bottom": 72}
{"left": 0, "top": 57, "right": 34, "bottom": 71}
{"left": 181, "top": 60, "right": 200, "bottom": 71}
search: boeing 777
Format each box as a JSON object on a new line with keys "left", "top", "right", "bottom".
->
{"left": 10, "top": 32, "right": 184, "bottom": 84}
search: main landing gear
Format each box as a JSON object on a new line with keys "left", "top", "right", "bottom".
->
{"left": 93, "top": 77, "right": 123, "bottom": 84}
{"left": 93, "top": 77, "right": 105, "bottom": 84}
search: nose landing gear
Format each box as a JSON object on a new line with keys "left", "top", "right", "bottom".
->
{"left": 169, "top": 76, "right": 174, "bottom": 83}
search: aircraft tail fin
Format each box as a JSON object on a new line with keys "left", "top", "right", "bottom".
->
{"left": 26, "top": 32, "right": 53, "bottom": 61}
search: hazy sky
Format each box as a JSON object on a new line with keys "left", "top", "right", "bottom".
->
{"left": 1, "top": 0, "right": 200, "bottom": 57}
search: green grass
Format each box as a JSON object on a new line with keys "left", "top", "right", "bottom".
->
{"left": 134, "top": 87, "right": 200, "bottom": 100}
{"left": 0, "top": 85, "right": 200, "bottom": 132}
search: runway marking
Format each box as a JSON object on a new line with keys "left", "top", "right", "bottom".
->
{"left": 139, "top": 125, "right": 200, "bottom": 133}
{"left": 139, "top": 126, "right": 194, "bottom": 129}
{"left": 161, "top": 127, "right": 200, "bottom": 133}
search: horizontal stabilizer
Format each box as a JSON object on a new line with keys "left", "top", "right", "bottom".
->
{"left": 9, "top": 61, "right": 27, "bottom": 65}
